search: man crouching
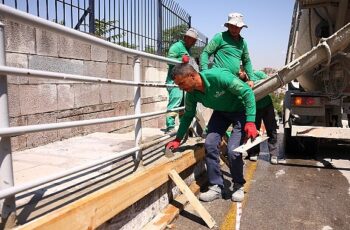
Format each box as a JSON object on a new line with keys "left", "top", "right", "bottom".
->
{"left": 165, "top": 63, "right": 258, "bottom": 202}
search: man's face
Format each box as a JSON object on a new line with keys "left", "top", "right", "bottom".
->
{"left": 174, "top": 74, "right": 195, "bottom": 92}
{"left": 227, "top": 24, "right": 242, "bottom": 38}
{"left": 184, "top": 36, "right": 197, "bottom": 48}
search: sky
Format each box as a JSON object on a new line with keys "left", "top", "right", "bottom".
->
{"left": 174, "top": 0, "right": 296, "bottom": 70}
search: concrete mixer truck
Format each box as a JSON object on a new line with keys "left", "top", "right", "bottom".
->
{"left": 253, "top": 0, "right": 350, "bottom": 154}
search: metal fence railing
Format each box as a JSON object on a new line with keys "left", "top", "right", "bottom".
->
{"left": 0, "top": 4, "right": 191, "bottom": 226}
{"left": 0, "top": 0, "right": 208, "bottom": 58}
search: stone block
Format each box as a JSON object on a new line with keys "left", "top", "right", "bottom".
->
{"left": 91, "top": 45, "right": 107, "bottom": 62}
{"left": 26, "top": 113, "right": 58, "bottom": 148}
{"left": 10, "top": 116, "right": 28, "bottom": 151}
{"left": 107, "top": 50, "right": 127, "bottom": 64}
{"left": 11, "top": 135, "right": 28, "bottom": 152}
{"left": 58, "top": 36, "right": 91, "bottom": 60}
{"left": 28, "top": 56, "right": 84, "bottom": 84}
{"left": 19, "top": 84, "right": 58, "bottom": 115}
{"left": 5, "top": 20, "right": 35, "bottom": 54}
{"left": 121, "top": 64, "right": 133, "bottom": 81}
{"left": 57, "top": 84, "right": 75, "bottom": 110}
{"left": 36, "top": 29, "right": 58, "bottom": 57}
{"left": 83, "top": 61, "right": 107, "bottom": 78}
{"left": 110, "top": 84, "right": 131, "bottom": 102}
{"left": 100, "top": 84, "right": 111, "bottom": 104}
{"left": 8, "top": 84, "right": 21, "bottom": 117}
{"left": 73, "top": 84, "right": 100, "bottom": 108}
{"left": 6, "top": 53, "right": 29, "bottom": 84}
{"left": 57, "top": 115, "right": 84, "bottom": 140}
{"left": 107, "top": 62, "right": 121, "bottom": 80}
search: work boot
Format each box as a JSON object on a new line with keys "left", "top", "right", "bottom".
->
{"left": 249, "top": 155, "right": 258, "bottom": 161}
{"left": 199, "top": 185, "right": 222, "bottom": 202}
{"left": 270, "top": 156, "right": 278, "bottom": 165}
{"left": 231, "top": 184, "right": 244, "bottom": 202}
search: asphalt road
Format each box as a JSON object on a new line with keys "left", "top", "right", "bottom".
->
{"left": 171, "top": 128, "right": 350, "bottom": 230}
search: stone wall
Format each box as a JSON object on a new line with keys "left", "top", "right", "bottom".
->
{"left": 3, "top": 19, "right": 169, "bottom": 151}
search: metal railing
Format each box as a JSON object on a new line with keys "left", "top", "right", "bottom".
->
{"left": 0, "top": 0, "right": 208, "bottom": 57}
{"left": 0, "top": 4, "right": 188, "bottom": 225}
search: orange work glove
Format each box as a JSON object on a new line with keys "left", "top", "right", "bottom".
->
{"left": 244, "top": 122, "right": 258, "bottom": 140}
{"left": 166, "top": 138, "right": 181, "bottom": 150}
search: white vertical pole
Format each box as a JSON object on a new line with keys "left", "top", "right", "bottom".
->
{"left": 133, "top": 57, "right": 142, "bottom": 165}
{"left": 0, "top": 22, "right": 16, "bottom": 228}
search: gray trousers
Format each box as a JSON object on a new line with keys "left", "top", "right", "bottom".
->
{"left": 205, "top": 110, "right": 246, "bottom": 187}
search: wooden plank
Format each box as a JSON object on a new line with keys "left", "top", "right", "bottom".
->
{"left": 143, "top": 176, "right": 207, "bottom": 230}
{"left": 168, "top": 170, "right": 216, "bottom": 229}
{"left": 16, "top": 147, "right": 205, "bottom": 230}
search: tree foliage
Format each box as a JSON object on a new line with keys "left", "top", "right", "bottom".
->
{"left": 271, "top": 92, "right": 285, "bottom": 116}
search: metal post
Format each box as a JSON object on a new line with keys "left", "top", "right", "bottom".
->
{"left": 88, "top": 0, "right": 95, "bottom": 34}
{"left": 156, "top": 0, "right": 162, "bottom": 55}
{"left": 0, "top": 22, "right": 16, "bottom": 229}
{"left": 133, "top": 57, "right": 142, "bottom": 167}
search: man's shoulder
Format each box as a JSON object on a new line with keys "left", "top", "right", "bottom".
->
{"left": 170, "top": 40, "right": 184, "bottom": 48}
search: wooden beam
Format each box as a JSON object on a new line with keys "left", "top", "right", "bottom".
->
{"left": 16, "top": 147, "right": 205, "bottom": 230}
{"left": 142, "top": 176, "right": 207, "bottom": 230}
{"left": 168, "top": 170, "right": 216, "bottom": 229}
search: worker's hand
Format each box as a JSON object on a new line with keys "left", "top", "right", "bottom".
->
{"left": 244, "top": 122, "right": 258, "bottom": 140}
{"left": 166, "top": 138, "right": 181, "bottom": 150}
{"left": 247, "top": 81, "right": 254, "bottom": 88}
{"left": 182, "top": 55, "right": 190, "bottom": 64}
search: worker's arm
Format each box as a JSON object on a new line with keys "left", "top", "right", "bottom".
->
{"left": 227, "top": 77, "right": 256, "bottom": 122}
{"left": 175, "top": 93, "right": 197, "bottom": 140}
{"left": 200, "top": 33, "right": 221, "bottom": 70}
{"left": 241, "top": 40, "right": 256, "bottom": 82}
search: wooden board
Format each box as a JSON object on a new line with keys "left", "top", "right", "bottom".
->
{"left": 143, "top": 176, "right": 207, "bottom": 230}
{"left": 168, "top": 170, "right": 216, "bottom": 229}
{"left": 17, "top": 147, "right": 205, "bottom": 230}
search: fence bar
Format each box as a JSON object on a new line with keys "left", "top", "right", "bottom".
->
{"left": 0, "top": 22, "right": 16, "bottom": 228}
{"left": 0, "top": 4, "right": 179, "bottom": 65}
{"left": 0, "top": 131, "right": 175, "bottom": 200}
{"left": 0, "top": 107, "right": 184, "bottom": 137}
{"left": 133, "top": 57, "right": 142, "bottom": 163}
{"left": 89, "top": 0, "right": 95, "bottom": 34}
{"left": 157, "top": 0, "right": 162, "bottom": 55}
{"left": 0, "top": 65, "right": 176, "bottom": 88}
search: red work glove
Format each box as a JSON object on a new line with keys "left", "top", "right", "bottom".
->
{"left": 244, "top": 122, "right": 258, "bottom": 140}
{"left": 182, "top": 55, "right": 190, "bottom": 64}
{"left": 166, "top": 138, "right": 181, "bottom": 150}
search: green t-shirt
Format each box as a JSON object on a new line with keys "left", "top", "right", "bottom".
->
{"left": 252, "top": 70, "right": 273, "bottom": 109}
{"left": 176, "top": 68, "right": 256, "bottom": 140}
{"left": 200, "top": 31, "right": 255, "bottom": 80}
{"left": 166, "top": 40, "right": 191, "bottom": 84}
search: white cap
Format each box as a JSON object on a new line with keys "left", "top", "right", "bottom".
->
{"left": 224, "top": 12, "right": 248, "bottom": 28}
{"left": 185, "top": 28, "right": 198, "bottom": 39}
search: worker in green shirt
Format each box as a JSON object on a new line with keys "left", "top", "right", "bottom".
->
{"left": 239, "top": 68, "right": 279, "bottom": 164}
{"left": 165, "top": 28, "right": 198, "bottom": 133}
{"left": 165, "top": 63, "right": 258, "bottom": 202}
{"left": 200, "top": 12, "right": 256, "bottom": 82}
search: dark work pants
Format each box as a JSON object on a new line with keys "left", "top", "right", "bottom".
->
{"left": 249, "top": 103, "right": 278, "bottom": 157}
{"left": 205, "top": 110, "right": 246, "bottom": 187}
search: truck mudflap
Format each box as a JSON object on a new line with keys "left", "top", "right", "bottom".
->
{"left": 291, "top": 125, "right": 350, "bottom": 140}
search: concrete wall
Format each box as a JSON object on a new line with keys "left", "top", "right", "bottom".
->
{"left": 2, "top": 18, "right": 169, "bottom": 151}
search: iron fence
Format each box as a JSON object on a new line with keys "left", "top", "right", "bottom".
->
{"left": 0, "top": 0, "right": 207, "bottom": 57}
